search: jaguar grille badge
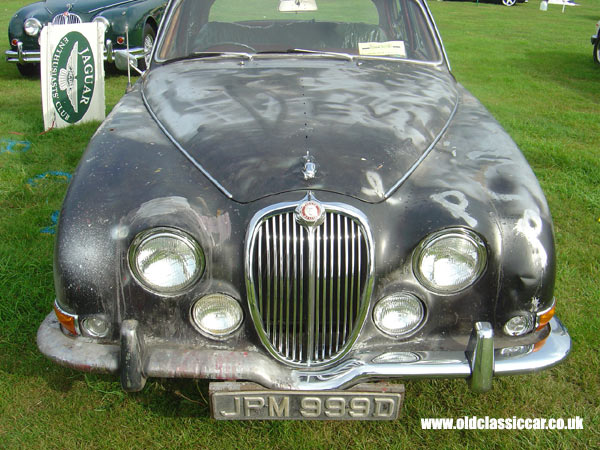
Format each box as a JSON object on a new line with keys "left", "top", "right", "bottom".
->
{"left": 295, "top": 193, "right": 325, "bottom": 227}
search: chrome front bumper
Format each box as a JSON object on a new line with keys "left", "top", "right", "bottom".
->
{"left": 6, "top": 40, "right": 144, "bottom": 64}
{"left": 37, "top": 314, "right": 571, "bottom": 393}
{"left": 37, "top": 312, "right": 571, "bottom": 392}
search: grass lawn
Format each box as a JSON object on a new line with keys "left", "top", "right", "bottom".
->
{"left": 0, "top": 0, "right": 598, "bottom": 448}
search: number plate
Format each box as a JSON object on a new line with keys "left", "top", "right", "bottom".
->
{"left": 209, "top": 382, "right": 404, "bottom": 420}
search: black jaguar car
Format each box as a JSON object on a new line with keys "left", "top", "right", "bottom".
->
{"left": 37, "top": 0, "right": 570, "bottom": 420}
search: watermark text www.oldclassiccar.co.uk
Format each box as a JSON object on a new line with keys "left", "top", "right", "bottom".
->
{"left": 421, "top": 416, "right": 583, "bottom": 430}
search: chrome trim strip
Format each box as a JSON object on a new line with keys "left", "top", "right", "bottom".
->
{"left": 89, "top": 0, "right": 137, "bottom": 14}
{"left": 141, "top": 89, "right": 234, "bottom": 199}
{"left": 5, "top": 45, "right": 145, "bottom": 64}
{"left": 292, "top": 220, "right": 298, "bottom": 360}
{"left": 272, "top": 216, "right": 279, "bottom": 346}
{"left": 306, "top": 225, "right": 316, "bottom": 364}
{"left": 422, "top": 0, "right": 452, "bottom": 71}
{"left": 285, "top": 213, "right": 291, "bottom": 356}
{"left": 383, "top": 98, "right": 459, "bottom": 199}
{"left": 299, "top": 225, "right": 305, "bottom": 361}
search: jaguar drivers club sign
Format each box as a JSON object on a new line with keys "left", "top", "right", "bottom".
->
{"left": 40, "top": 23, "right": 105, "bottom": 130}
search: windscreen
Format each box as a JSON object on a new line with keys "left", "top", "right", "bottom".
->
{"left": 156, "top": 0, "right": 441, "bottom": 63}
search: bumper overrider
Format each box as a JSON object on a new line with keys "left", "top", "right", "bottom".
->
{"left": 37, "top": 308, "right": 571, "bottom": 393}
{"left": 5, "top": 40, "right": 145, "bottom": 64}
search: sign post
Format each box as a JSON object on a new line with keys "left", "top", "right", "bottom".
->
{"left": 40, "top": 22, "right": 105, "bottom": 131}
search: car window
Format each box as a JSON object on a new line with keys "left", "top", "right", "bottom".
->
{"left": 156, "top": 0, "right": 441, "bottom": 63}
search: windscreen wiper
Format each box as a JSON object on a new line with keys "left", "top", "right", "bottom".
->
{"left": 287, "top": 48, "right": 354, "bottom": 61}
{"left": 255, "top": 48, "right": 354, "bottom": 61}
{"left": 191, "top": 51, "right": 254, "bottom": 60}
{"left": 164, "top": 51, "right": 254, "bottom": 65}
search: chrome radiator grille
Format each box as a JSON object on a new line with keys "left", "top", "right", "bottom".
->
{"left": 52, "top": 13, "right": 82, "bottom": 25}
{"left": 246, "top": 201, "right": 372, "bottom": 367}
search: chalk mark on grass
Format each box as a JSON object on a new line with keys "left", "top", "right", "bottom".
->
{"left": 40, "top": 211, "right": 59, "bottom": 235}
{"left": 0, "top": 138, "right": 31, "bottom": 154}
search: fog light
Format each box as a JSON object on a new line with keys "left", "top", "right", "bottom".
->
{"left": 24, "top": 18, "right": 42, "bottom": 36}
{"left": 11, "top": 39, "right": 18, "bottom": 47}
{"left": 373, "top": 293, "right": 425, "bottom": 337}
{"left": 191, "top": 294, "right": 243, "bottom": 338}
{"left": 504, "top": 315, "right": 534, "bottom": 336}
{"left": 81, "top": 317, "right": 109, "bottom": 338}
{"left": 117, "top": 36, "right": 125, "bottom": 44}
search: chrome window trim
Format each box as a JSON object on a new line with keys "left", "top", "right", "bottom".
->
{"left": 244, "top": 196, "right": 375, "bottom": 370}
{"left": 154, "top": 0, "right": 447, "bottom": 67}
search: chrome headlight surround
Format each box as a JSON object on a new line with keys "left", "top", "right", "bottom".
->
{"left": 81, "top": 316, "right": 110, "bottom": 338}
{"left": 190, "top": 294, "right": 243, "bottom": 339}
{"left": 503, "top": 314, "right": 535, "bottom": 336}
{"left": 413, "top": 228, "right": 487, "bottom": 294}
{"left": 128, "top": 227, "right": 205, "bottom": 295}
{"left": 24, "top": 18, "right": 42, "bottom": 36}
{"left": 373, "top": 293, "right": 426, "bottom": 337}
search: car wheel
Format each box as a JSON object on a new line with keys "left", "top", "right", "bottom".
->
{"left": 16, "top": 63, "right": 39, "bottom": 77}
{"left": 502, "top": 0, "right": 517, "bottom": 5}
{"left": 594, "top": 39, "right": 600, "bottom": 64}
{"left": 139, "top": 22, "right": 156, "bottom": 71}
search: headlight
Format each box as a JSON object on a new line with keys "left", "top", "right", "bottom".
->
{"left": 373, "top": 293, "right": 425, "bottom": 337}
{"left": 129, "top": 228, "right": 204, "bottom": 294}
{"left": 92, "top": 16, "right": 110, "bottom": 32}
{"left": 24, "top": 18, "right": 42, "bottom": 36}
{"left": 191, "top": 294, "right": 243, "bottom": 338}
{"left": 413, "top": 228, "right": 487, "bottom": 293}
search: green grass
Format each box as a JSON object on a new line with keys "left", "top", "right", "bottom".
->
{"left": 1, "top": 0, "right": 599, "bottom": 448}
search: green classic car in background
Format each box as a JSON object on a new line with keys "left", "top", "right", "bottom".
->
{"left": 6, "top": 0, "right": 168, "bottom": 76}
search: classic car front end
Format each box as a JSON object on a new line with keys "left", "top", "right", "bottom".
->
{"left": 37, "top": 0, "right": 570, "bottom": 420}
{"left": 6, "top": 0, "right": 167, "bottom": 76}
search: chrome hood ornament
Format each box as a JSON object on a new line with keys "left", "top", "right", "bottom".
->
{"left": 302, "top": 151, "right": 317, "bottom": 180}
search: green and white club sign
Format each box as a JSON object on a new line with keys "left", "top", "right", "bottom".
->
{"left": 41, "top": 23, "right": 105, "bottom": 130}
